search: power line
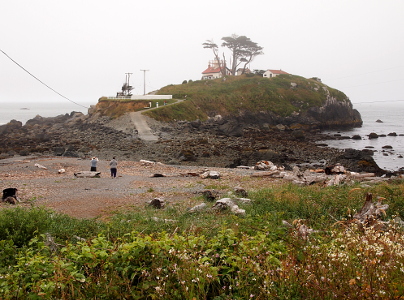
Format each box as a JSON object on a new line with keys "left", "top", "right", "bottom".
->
{"left": 341, "top": 78, "right": 404, "bottom": 89}
{"left": 353, "top": 99, "right": 404, "bottom": 104}
{"left": 329, "top": 65, "right": 402, "bottom": 81}
{"left": 1, "top": 49, "right": 89, "bottom": 109}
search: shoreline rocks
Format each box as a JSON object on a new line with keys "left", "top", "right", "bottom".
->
{"left": 0, "top": 111, "right": 391, "bottom": 176}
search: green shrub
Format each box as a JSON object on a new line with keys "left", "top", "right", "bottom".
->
{"left": 1, "top": 181, "right": 404, "bottom": 298}
{"left": 0, "top": 206, "right": 53, "bottom": 247}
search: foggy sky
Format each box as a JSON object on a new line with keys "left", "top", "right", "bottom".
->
{"left": 1, "top": 0, "right": 403, "bottom": 108}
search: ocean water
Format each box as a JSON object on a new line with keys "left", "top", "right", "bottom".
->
{"left": 0, "top": 101, "right": 93, "bottom": 125}
{"left": 320, "top": 101, "right": 404, "bottom": 172}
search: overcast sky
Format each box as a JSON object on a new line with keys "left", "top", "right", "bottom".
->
{"left": 1, "top": 0, "right": 403, "bottom": 108}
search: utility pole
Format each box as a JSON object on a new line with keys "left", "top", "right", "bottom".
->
{"left": 140, "top": 69, "right": 149, "bottom": 95}
{"left": 125, "top": 72, "right": 132, "bottom": 86}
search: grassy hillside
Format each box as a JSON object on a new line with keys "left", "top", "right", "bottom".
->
{"left": 144, "top": 74, "right": 348, "bottom": 122}
{"left": 95, "top": 98, "right": 177, "bottom": 119}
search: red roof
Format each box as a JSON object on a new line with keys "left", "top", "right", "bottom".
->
{"left": 267, "top": 69, "right": 289, "bottom": 75}
{"left": 202, "top": 66, "right": 222, "bottom": 74}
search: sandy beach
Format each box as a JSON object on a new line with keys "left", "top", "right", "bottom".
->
{"left": 0, "top": 156, "right": 268, "bottom": 219}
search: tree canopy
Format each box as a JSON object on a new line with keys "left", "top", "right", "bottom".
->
{"left": 203, "top": 34, "right": 264, "bottom": 76}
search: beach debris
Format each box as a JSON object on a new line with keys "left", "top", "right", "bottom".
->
{"left": 2, "top": 197, "right": 18, "bottom": 204}
{"left": 151, "top": 173, "right": 166, "bottom": 177}
{"left": 212, "top": 198, "right": 245, "bottom": 216}
{"left": 73, "top": 235, "right": 86, "bottom": 242}
{"left": 248, "top": 160, "right": 391, "bottom": 186}
{"left": 140, "top": 159, "right": 165, "bottom": 166}
{"left": 188, "top": 203, "right": 208, "bottom": 213}
{"left": 74, "top": 171, "right": 101, "bottom": 178}
{"left": 283, "top": 219, "right": 317, "bottom": 240}
{"left": 353, "top": 193, "right": 388, "bottom": 225}
{"left": 254, "top": 160, "right": 278, "bottom": 171}
{"left": 200, "top": 170, "right": 220, "bottom": 179}
{"left": 148, "top": 198, "right": 165, "bottom": 209}
{"left": 325, "top": 163, "right": 346, "bottom": 175}
{"left": 140, "top": 159, "right": 156, "bottom": 166}
{"left": 45, "top": 233, "right": 64, "bottom": 252}
{"left": 181, "top": 172, "right": 200, "bottom": 177}
{"left": 234, "top": 186, "right": 248, "bottom": 197}
{"left": 294, "top": 220, "right": 316, "bottom": 240}
{"left": 150, "top": 217, "right": 177, "bottom": 223}
{"left": 251, "top": 170, "right": 281, "bottom": 177}
{"left": 34, "top": 163, "right": 47, "bottom": 170}
{"left": 234, "top": 197, "right": 253, "bottom": 204}
{"left": 326, "top": 174, "right": 347, "bottom": 186}
{"left": 200, "top": 189, "right": 218, "bottom": 201}
{"left": 333, "top": 193, "right": 390, "bottom": 232}
{"left": 2, "top": 188, "right": 20, "bottom": 204}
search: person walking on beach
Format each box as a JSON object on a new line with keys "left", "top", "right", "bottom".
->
{"left": 109, "top": 157, "right": 118, "bottom": 178}
{"left": 90, "top": 157, "right": 98, "bottom": 172}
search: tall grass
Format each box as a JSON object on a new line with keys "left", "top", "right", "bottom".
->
{"left": 0, "top": 180, "right": 403, "bottom": 299}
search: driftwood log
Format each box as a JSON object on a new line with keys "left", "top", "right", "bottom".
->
{"left": 353, "top": 193, "right": 388, "bottom": 224}
{"left": 74, "top": 171, "right": 101, "bottom": 178}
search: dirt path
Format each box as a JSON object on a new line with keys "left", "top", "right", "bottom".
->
{"left": 0, "top": 156, "right": 262, "bottom": 219}
{"left": 129, "top": 112, "right": 158, "bottom": 141}
{"left": 129, "top": 99, "right": 183, "bottom": 141}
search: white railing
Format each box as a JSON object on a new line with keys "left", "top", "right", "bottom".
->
{"left": 104, "top": 95, "right": 172, "bottom": 100}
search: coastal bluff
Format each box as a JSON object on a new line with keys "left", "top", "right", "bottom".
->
{"left": 0, "top": 75, "right": 381, "bottom": 174}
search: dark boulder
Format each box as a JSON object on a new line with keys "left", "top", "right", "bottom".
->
{"left": 0, "top": 120, "right": 23, "bottom": 134}
{"left": 331, "top": 148, "right": 384, "bottom": 175}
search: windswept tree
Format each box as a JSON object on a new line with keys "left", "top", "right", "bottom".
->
{"left": 221, "top": 35, "right": 264, "bottom": 75}
{"left": 203, "top": 35, "right": 264, "bottom": 76}
{"left": 202, "top": 39, "right": 227, "bottom": 77}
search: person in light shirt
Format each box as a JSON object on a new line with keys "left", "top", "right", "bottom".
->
{"left": 90, "top": 157, "right": 98, "bottom": 172}
{"left": 109, "top": 157, "right": 118, "bottom": 178}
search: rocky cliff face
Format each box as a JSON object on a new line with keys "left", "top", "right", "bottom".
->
{"left": 305, "top": 95, "right": 362, "bottom": 129}
{"left": 188, "top": 96, "right": 362, "bottom": 138}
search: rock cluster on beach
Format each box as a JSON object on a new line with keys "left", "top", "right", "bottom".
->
{"left": 0, "top": 108, "right": 387, "bottom": 175}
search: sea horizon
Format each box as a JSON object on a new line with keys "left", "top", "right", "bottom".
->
{"left": 0, "top": 101, "right": 94, "bottom": 125}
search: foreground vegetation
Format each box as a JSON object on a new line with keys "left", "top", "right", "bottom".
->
{"left": 1, "top": 180, "right": 404, "bottom": 299}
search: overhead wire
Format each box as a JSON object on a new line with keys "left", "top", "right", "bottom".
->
{"left": 353, "top": 99, "right": 404, "bottom": 104}
{"left": 1, "top": 49, "right": 89, "bottom": 109}
{"left": 329, "top": 65, "right": 402, "bottom": 81}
